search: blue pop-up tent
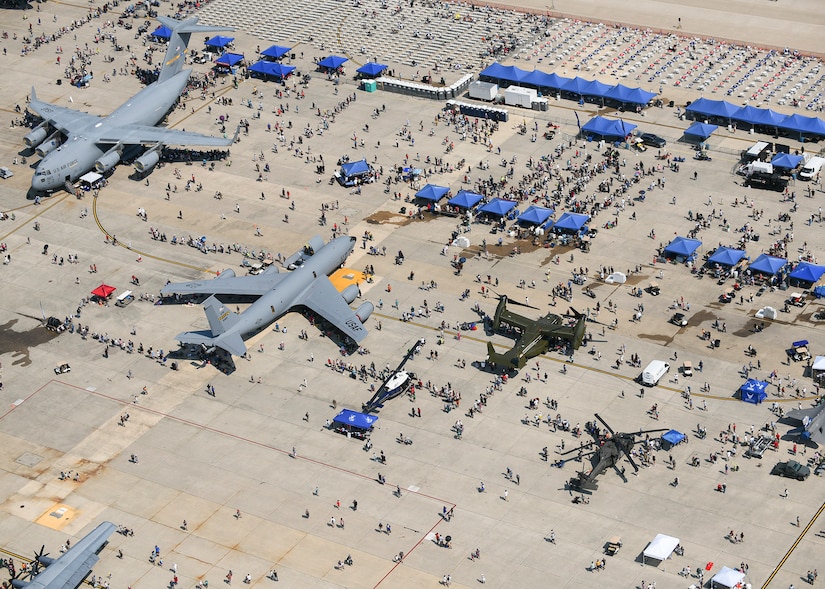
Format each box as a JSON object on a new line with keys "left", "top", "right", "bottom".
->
{"left": 249, "top": 61, "right": 295, "bottom": 79}
{"left": 518, "top": 205, "right": 554, "bottom": 226}
{"left": 661, "top": 429, "right": 686, "bottom": 448}
{"left": 151, "top": 26, "right": 172, "bottom": 40}
{"left": 260, "top": 45, "right": 291, "bottom": 59}
{"left": 749, "top": 253, "right": 788, "bottom": 276}
{"left": 770, "top": 153, "right": 804, "bottom": 170}
{"left": 740, "top": 379, "right": 768, "bottom": 404}
{"left": 663, "top": 236, "right": 701, "bottom": 259}
{"left": 214, "top": 53, "right": 244, "bottom": 67}
{"left": 333, "top": 408, "right": 378, "bottom": 430}
{"left": 478, "top": 198, "right": 517, "bottom": 217}
{"left": 683, "top": 121, "right": 718, "bottom": 140}
{"left": 357, "top": 62, "right": 388, "bottom": 77}
{"left": 415, "top": 184, "right": 449, "bottom": 202}
{"left": 581, "top": 116, "right": 637, "bottom": 139}
{"left": 685, "top": 97, "right": 740, "bottom": 120}
{"left": 604, "top": 84, "right": 656, "bottom": 106}
{"left": 553, "top": 212, "right": 590, "bottom": 233}
{"left": 318, "top": 55, "right": 348, "bottom": 70}
{"left": 447, "top": 190, "right": 483, "bottom": 209}
{"left": 788, "top": 261, "right": 825, "bottom": 286}
{"left": 340, "top": 159, "right": 370, "bottom": 177}
{"left": 707, "top": 246, "right": 746, "bottom": 267}
{"left": 205, "top": 35, "right": 234, "bottom": 49}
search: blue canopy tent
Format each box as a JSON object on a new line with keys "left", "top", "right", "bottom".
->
{"left": 562, "top": 77, "right": 612, "bottom": 100}
{"left": 788, "top": 261, "right": 825, "bottom": 286}
{"left": 750, "top": 108, "right": 788, "bottom": 128}
{"left": 661, "top": 429, "right": 686, "bottom": 448}
{"left": 151, "top": 26, "right": 172, "bottom": 40}
{"left": 414, "top": 184, "right": 449, "bottom": 202}
{"left": 478, "top": 198, "right": 517, "bottom": 217}
{"left": 214, "top": 53, "right": 244, "bottom": 68}
{"left": 749, "top": 253, "right": 788, "bottom": 276}
{"left": 318, "top": 55, "right": 348, "bottom": 71}
{"left": 553, "top": 212, "right": 590, "bottom": 233}
{"left": 479, "top": 62, "right": 528, "bottom": 84}
{"left": 707, "top": 246, "right": 746, "bottom": 267}
{"left": 205, "top": 35, "right": 234, "bottom": 49}
{"left": 778, "top": 113, "right": 825, "bottom": 138}
{"left": 340, "top": 159, "right": 370, "bottom": 177}
{"left": 663, "top": 236, "right": 701, "bottom": 260}
{"left": 447, "top": 190, "right": 483, "bottom": 209}
{"left": 357, "top": 62, "right": 388, "bottom": 77}
{"left": 249, "top": 61, "right": 295, "bottom": 80}
{"left": 581, "top": 116, "right": 637, "bottom": 140}
{"left": 771, "top": 153, "right": 804, "bottom": 170}
{"left": 521, "top": 69, "right": 569, "bottom": 91}
{"left": 740, "top": 379, "right": 768, "bottom": 404}
{"left": 732, "top": 105, "right": 764, "bottom": 127}
{"left": 683, "top": 121, "right": 718, "bottom": 140}
{"left": 603, "top": 84, "right": 656, "bottom": 106}
{"left": 685, "top": 98, "right": 740, "bottom": 121}
{"left": 518, "top": 205, "right": 554, "bottom": 226}
{"left": 332, "top": 408, "right": 378, "bottom": 438}
{"left": 260, "top": 45, "right": 291, "bottom": 60}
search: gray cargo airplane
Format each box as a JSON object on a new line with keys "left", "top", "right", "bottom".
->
{"left": 11, "top": 521, "right": 116, "bottom": 589}
{"left": 26, "top": 16, "right": 235, "bottom": 193}
{"left": 160, "top": 235, "right": 374, "bottom": 356}
{"left": 786, "top": 401, "right": 825, "bottom": 446}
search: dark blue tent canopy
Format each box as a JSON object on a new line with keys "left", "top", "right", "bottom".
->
{"left": 151, "top": 26, "right": 172, "bottom": 39}
{"left": 604, "top": 84, "right": 656, "bottom": 105}
{"left": 740, "top": 379, "right": 768, "bottom": 404}
{"left": 733, "top": 105, "right": 764, "bottom": 126}
{"left": 478, "top": 198, "right": 517, "bottom": 216}
{"left": 447, "top": 190, "right": 483, "bottom": 209}
{"left": 662, "top": 430, "right": 686, "bottom": 446}
{"left": 686, "top": 98, "right": 740, "bottom": 119}
{"left": 205, "top": 35, "right": 234, "bottom": 49}
{"left": 749, "top": 253, "right": 788, "bottom": 276}
{"left": 581, "top": 116, "right": 636, "bottom": 139}
{"left": 249, "top": 61, "right": 295, "bottom": 79}
{"left": 684, "top": 121, "right": 718, "bottom": 140}
{"left": 318, "top": 55, "right": 348, "bottom": 70}
{"left": 554, "top": 212, "right": 590, "bottom": 232}
{"left": 518, "top": 205, "right": 554, "bottom": 226}
{"left": 357, "top": 62, "right": 388, "bottom": 77}
{"left": 479, "top": 63, "right": 528, "bottom": 83}
{"left": 521, "top": 69, "right": 569, "bottom": 90}
{"left": 789, "top": 261, "right": 825, "bottom": 284}
{"left": 751, "top": 108, "right": 787, "bottom": 127}
{"left": 562, "top": 77, "right": 611, "bottom": 97}
{"left": 260, "top": 45, "right": 291, "bottom": 59}
{"left": 215, "top": 53, "right": 244, "bottom": 67}
{"left": 770, "top": 153, "right": 804, "bottom": 169}
{"left": 778, "top": 113, "right": 825, "bottom": 136}
{"left": 340, "top": 159, "right": 370, "bottom": 177}
{"left": 332, "top": 408, "right": 379, "bottom": 430}
{"left": 663, "top": 236, "right": 702, "bottom": 258}
{"left": 707, "top": 246, "right": 746, "bottom": 267}
{"left": 415, "top": 184, "right": 449, "bottom": 201}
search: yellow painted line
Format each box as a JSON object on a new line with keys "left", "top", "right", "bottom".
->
{"left": 0, "top": 193, "right": 69, "bottom": 242}
{"left": 761, "top": 499, "right": 825, "bottom": 588}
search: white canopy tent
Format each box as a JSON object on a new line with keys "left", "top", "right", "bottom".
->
{"left": 79, "top": 171, "right": 103, "bottom": 184}
{"left": 710, "top": 566, "right": 746, "bottom": 589}
{"left": 642, "top": 533, "right": 679, "bottom": 566}
{"left": 812, "top": 355, "right": 825, "bottom": 371}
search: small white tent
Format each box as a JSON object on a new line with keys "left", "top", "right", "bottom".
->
{"left": 642, "top": 533, "right": 679, "bottom": 565}
{"left": 710, "top": 566, "right": 746, "bottom": 589}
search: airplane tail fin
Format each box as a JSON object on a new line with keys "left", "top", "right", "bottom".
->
{"left": 175, "top": 330, "right": 247, "bottom": 357}
{"left": 203, "top": 294, "right": 239, "bottom": 336}
{"left": 156, "top": 16, "right": 234, "bottom": 83}
{"left": 571, "top": 317, "right": 586, "bottom": 350}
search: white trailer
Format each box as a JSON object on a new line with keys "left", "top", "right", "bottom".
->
{"left": 469, "top": 81, "right": 498, "bottom": 101}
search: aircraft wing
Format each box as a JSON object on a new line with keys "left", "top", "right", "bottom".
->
{"left": 161, "top": 270, "right": 284, "bottom": 297}
{"left": 301, "top": 276, "right": 368, "bottom": 343}
{"left": 97, "top": 123, "right": 235, "bottom": 147}
{"left": 28, "top": 92, "right": 101, "bottom": 134}
{"left": 27, "top": 521, "right": 116, "bottom": 589}
{"left": 786, "top": 406, "right": 823, "bottom": 423}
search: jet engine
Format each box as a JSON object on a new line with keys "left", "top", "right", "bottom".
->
{"left": 35, "top": 133, "right": 62, "bottom": 157}
{"left": 94, "top": 146, "right": 122, "bottom": 173}
{"left": 24, "top": 124, "right": 49, "bottom": 148}
{"left": 341, "top": 283, "right": 360, "bottom": 305}
{"left": 133, "top": 148, "right": 160, "bottom": 173}
{"left": 355, "top": 301, "right": 374, "bottom": 324}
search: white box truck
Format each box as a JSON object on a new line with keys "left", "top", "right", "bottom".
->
{"left": 799, "top": 156, "right": 824, "bottom": 180}
{"left": 641, "top": 360, "right": 670, "bottom": 386}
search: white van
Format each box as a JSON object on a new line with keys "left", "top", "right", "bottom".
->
{"left": 800, "top": 156, "right": 824, "bottom": 180}
{"left": 641, "top": 360, "right": 670, "bottom": 386}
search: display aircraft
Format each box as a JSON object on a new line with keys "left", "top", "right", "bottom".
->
{"left": 485, "top": 295, "right": 586, "bottom": 370}
{"left": 10, "top": 521, "right": 116, "bottom": 589}
{"left": 362, "top": 338, "right": 425, "bottom": 413}
{"left": 26, "top": 16, "right": 235, "bottom": 193}
{"left": 160, "top": 235, "right": 374, "bottom": 357}
{"left": 785, "top": 399, "right": 825, "bottom": 446}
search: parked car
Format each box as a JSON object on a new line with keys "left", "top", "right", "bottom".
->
{"left": 0, "top": 167, "right": 13, "bottom": 179}
{"left": 639, "top": 133, "right": 666, "bottom": 148}
{"left": 771, "top": 460, "right": 810, "bottom": 480}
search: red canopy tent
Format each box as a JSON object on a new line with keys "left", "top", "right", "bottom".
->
{"left": 91, "top": 284, "right": 116, "bottom": 298}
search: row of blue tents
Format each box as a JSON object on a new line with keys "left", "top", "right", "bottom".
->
{"left": 687, "top": 97, "right": 825, "bottom": 137}
{"left": 480, "top": 62, "right": 656, "bottom": 106}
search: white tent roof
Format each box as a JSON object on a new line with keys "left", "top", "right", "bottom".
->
{"left": 812, "top": 355, "right": 825, "bottom": 371}
{"left": 642, "top": 533, "right": 679, "bottom": 561}
{"left": 711, "top": 566, "right": 745, "bottom": 588}
{"left": 79, "top": 171, "right": 103, "bottom": 183}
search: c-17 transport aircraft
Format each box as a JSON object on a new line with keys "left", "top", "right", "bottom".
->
{"left": 10, "top": 521, "right": 116, "bottom": 589}
{"left": 26, "top": 16, "right": 235, "bottom": 193}
{"left": 160, "top": 235, "right": 374, "bottom": 357}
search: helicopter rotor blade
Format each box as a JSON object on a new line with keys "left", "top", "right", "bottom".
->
{"left": 594, "top": 413, "right": 616, "bottom": 436}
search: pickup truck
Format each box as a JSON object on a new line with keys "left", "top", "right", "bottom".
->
{"left": 745, "top": 435, "right": 772, "bottom": 458}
